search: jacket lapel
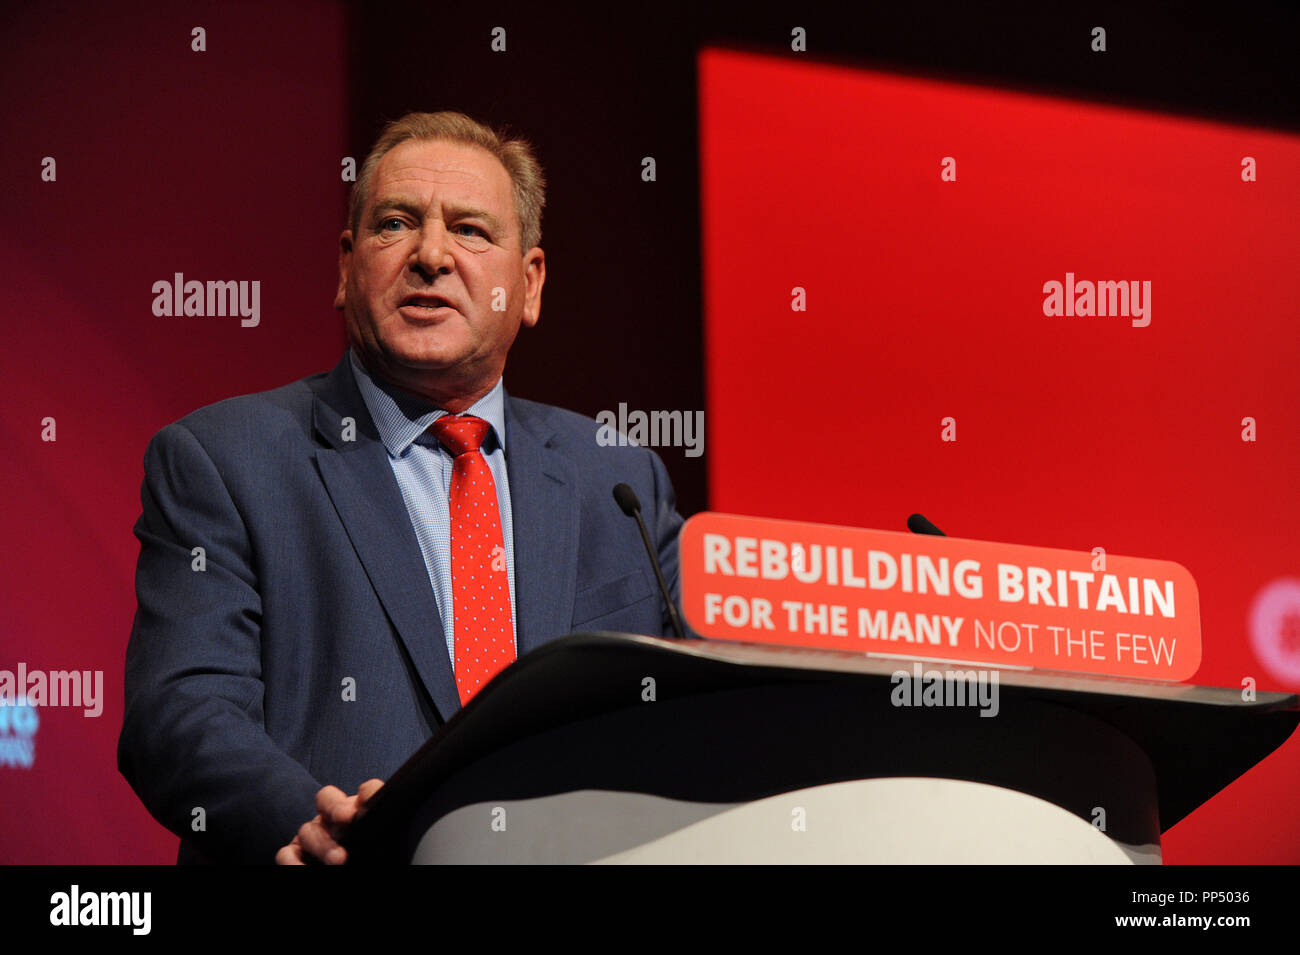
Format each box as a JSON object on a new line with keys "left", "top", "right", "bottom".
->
{"left": 310, "top": 356, "right": 462, "bottom": 722}
{"left": 504, "top": 394, "right": 580, "bottom": 657}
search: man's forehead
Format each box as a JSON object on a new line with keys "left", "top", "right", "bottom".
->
{"left": 372, "top": 140, "right": 512, "bottom": 208}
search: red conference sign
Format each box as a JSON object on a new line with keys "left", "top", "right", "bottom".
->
{"left": 680, "top": 513, "right": 1202, "bottom": 682}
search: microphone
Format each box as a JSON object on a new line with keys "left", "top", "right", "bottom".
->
{"left": 907, "top": 513, "right": 946, "bottom": 537}
{"left": 612, "top": 483, "right": 686, "bottom": 639}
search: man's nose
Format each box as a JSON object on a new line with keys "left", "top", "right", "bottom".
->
{"left": 409, "top": 219, "right": 455, "bottom": 276}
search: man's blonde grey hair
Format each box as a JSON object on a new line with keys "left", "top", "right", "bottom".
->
{"left": 348, "top": 110, "right": 546, "bottom": 253}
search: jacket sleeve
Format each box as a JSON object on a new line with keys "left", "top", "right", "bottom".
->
{"left": 117, "top": 422, "right": 323, "bottom": 863}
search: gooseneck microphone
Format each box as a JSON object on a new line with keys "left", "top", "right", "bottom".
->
{"left": 612, "top": 483, "right": 686, "bottom": 639}
{"left": 907, "top": 513, "right": 946, "bottom": 537}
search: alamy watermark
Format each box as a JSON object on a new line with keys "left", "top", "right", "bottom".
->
{"left": 596, "top": 403, "right": 704, "bottom": 458}
{"left": 0, "top": 664, "right": 103, "bottom": 717}
{"left": 1042, "top": 272, "right": 1151, "bottom": 327}
{"left": 890, "top": 661, "right": 1000, "bottom": 717}
{"left": 152, "top": 272, "right": 260, "bottom": 327}
{"left": 50, "top": 885, "right": 151, "bottom": 935}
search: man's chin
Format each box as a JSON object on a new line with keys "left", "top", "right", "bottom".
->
{"left": 348, "top": 327, "right": 482, "bottom": 387}
{"left": 387, "top": 352, "right": 468, "bottom": 375}
{"left": 381, "top": 331, "right": 472, "bottom": 371}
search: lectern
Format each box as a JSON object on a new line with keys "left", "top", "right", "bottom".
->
{"left": 342, "top": 632, "right": 1299, "bottom": 864}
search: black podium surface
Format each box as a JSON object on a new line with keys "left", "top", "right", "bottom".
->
{"left": 342, "top": 632, "right": 1299, "bottom": 864}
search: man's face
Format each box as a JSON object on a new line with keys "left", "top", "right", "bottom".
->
{"left": 334, "top": 138, "right": 545, "bottom": 409}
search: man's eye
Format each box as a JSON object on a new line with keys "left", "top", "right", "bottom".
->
{"left": 453, "top": 224, "right": 487, "bottom": 239}
{"left": 380, "top": 218, "right": 406, "bottom": 232}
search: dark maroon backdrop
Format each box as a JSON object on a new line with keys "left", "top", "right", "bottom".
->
{"left": 1, "top": 1, "right": 349, "bottom": 863}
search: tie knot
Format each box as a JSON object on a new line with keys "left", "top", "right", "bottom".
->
{"left": 431, "top": 414, "right": 490, "bottom": 456}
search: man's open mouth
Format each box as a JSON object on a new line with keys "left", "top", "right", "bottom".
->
{"left": 401, "top": 295, "right": 455, "bottom": 311}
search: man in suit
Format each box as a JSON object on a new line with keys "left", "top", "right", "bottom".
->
{"left": 118, "top": 111, "right": 685, "bottom": 864}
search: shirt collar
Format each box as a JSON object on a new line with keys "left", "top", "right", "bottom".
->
{"left": 349, "top": 349, "right": 507, "bottom": 459}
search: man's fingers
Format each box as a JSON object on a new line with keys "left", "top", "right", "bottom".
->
{"left": 317, "top": 784, "right": 361, "bottom": 830}
{"left": 315, "top": 784, "right": 349, "bottom": 814}
{"left": 322, "top": 794, "right": 363, "bottom": 829}
{"left": 276, "top": 836, "right": 307, "bottom": 865}
{"left": 297, "top": 816, "right": 347, "bottom": 865}
{"left": 297, "top": 782, "right": 384, "bottom": 859}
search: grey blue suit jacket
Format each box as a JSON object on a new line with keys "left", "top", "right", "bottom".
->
{"left": 118, "top": 354, "right": 684, "bottom": 863}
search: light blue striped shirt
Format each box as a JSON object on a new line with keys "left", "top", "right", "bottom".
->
{"left": 349, "top": 350, "right": 517, "bottom": 664}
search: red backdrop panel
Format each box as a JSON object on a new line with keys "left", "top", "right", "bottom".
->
{"left": 699, "top": 47, "right": 1300, "bottom": 863}
{"left": 0, "top": 2, "right": 347, "bottom": 863}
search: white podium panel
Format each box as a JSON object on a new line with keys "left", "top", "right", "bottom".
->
{"left": 413, "top": 778, "right": 1159, "bottom": 864}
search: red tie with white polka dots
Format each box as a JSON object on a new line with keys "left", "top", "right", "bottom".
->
{"left": 430, "top": 414, "right": 515, "bottom": 705}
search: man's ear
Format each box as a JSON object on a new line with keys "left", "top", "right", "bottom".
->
{"left": 333, "top": 230, "right": 354, "bottom": 311}
{"left": 520, "top": 247, "right": 545, "bottom": 328}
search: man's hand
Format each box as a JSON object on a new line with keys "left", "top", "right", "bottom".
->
{"left": 276, "top": 779, "right": 384, "bottom": 865}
